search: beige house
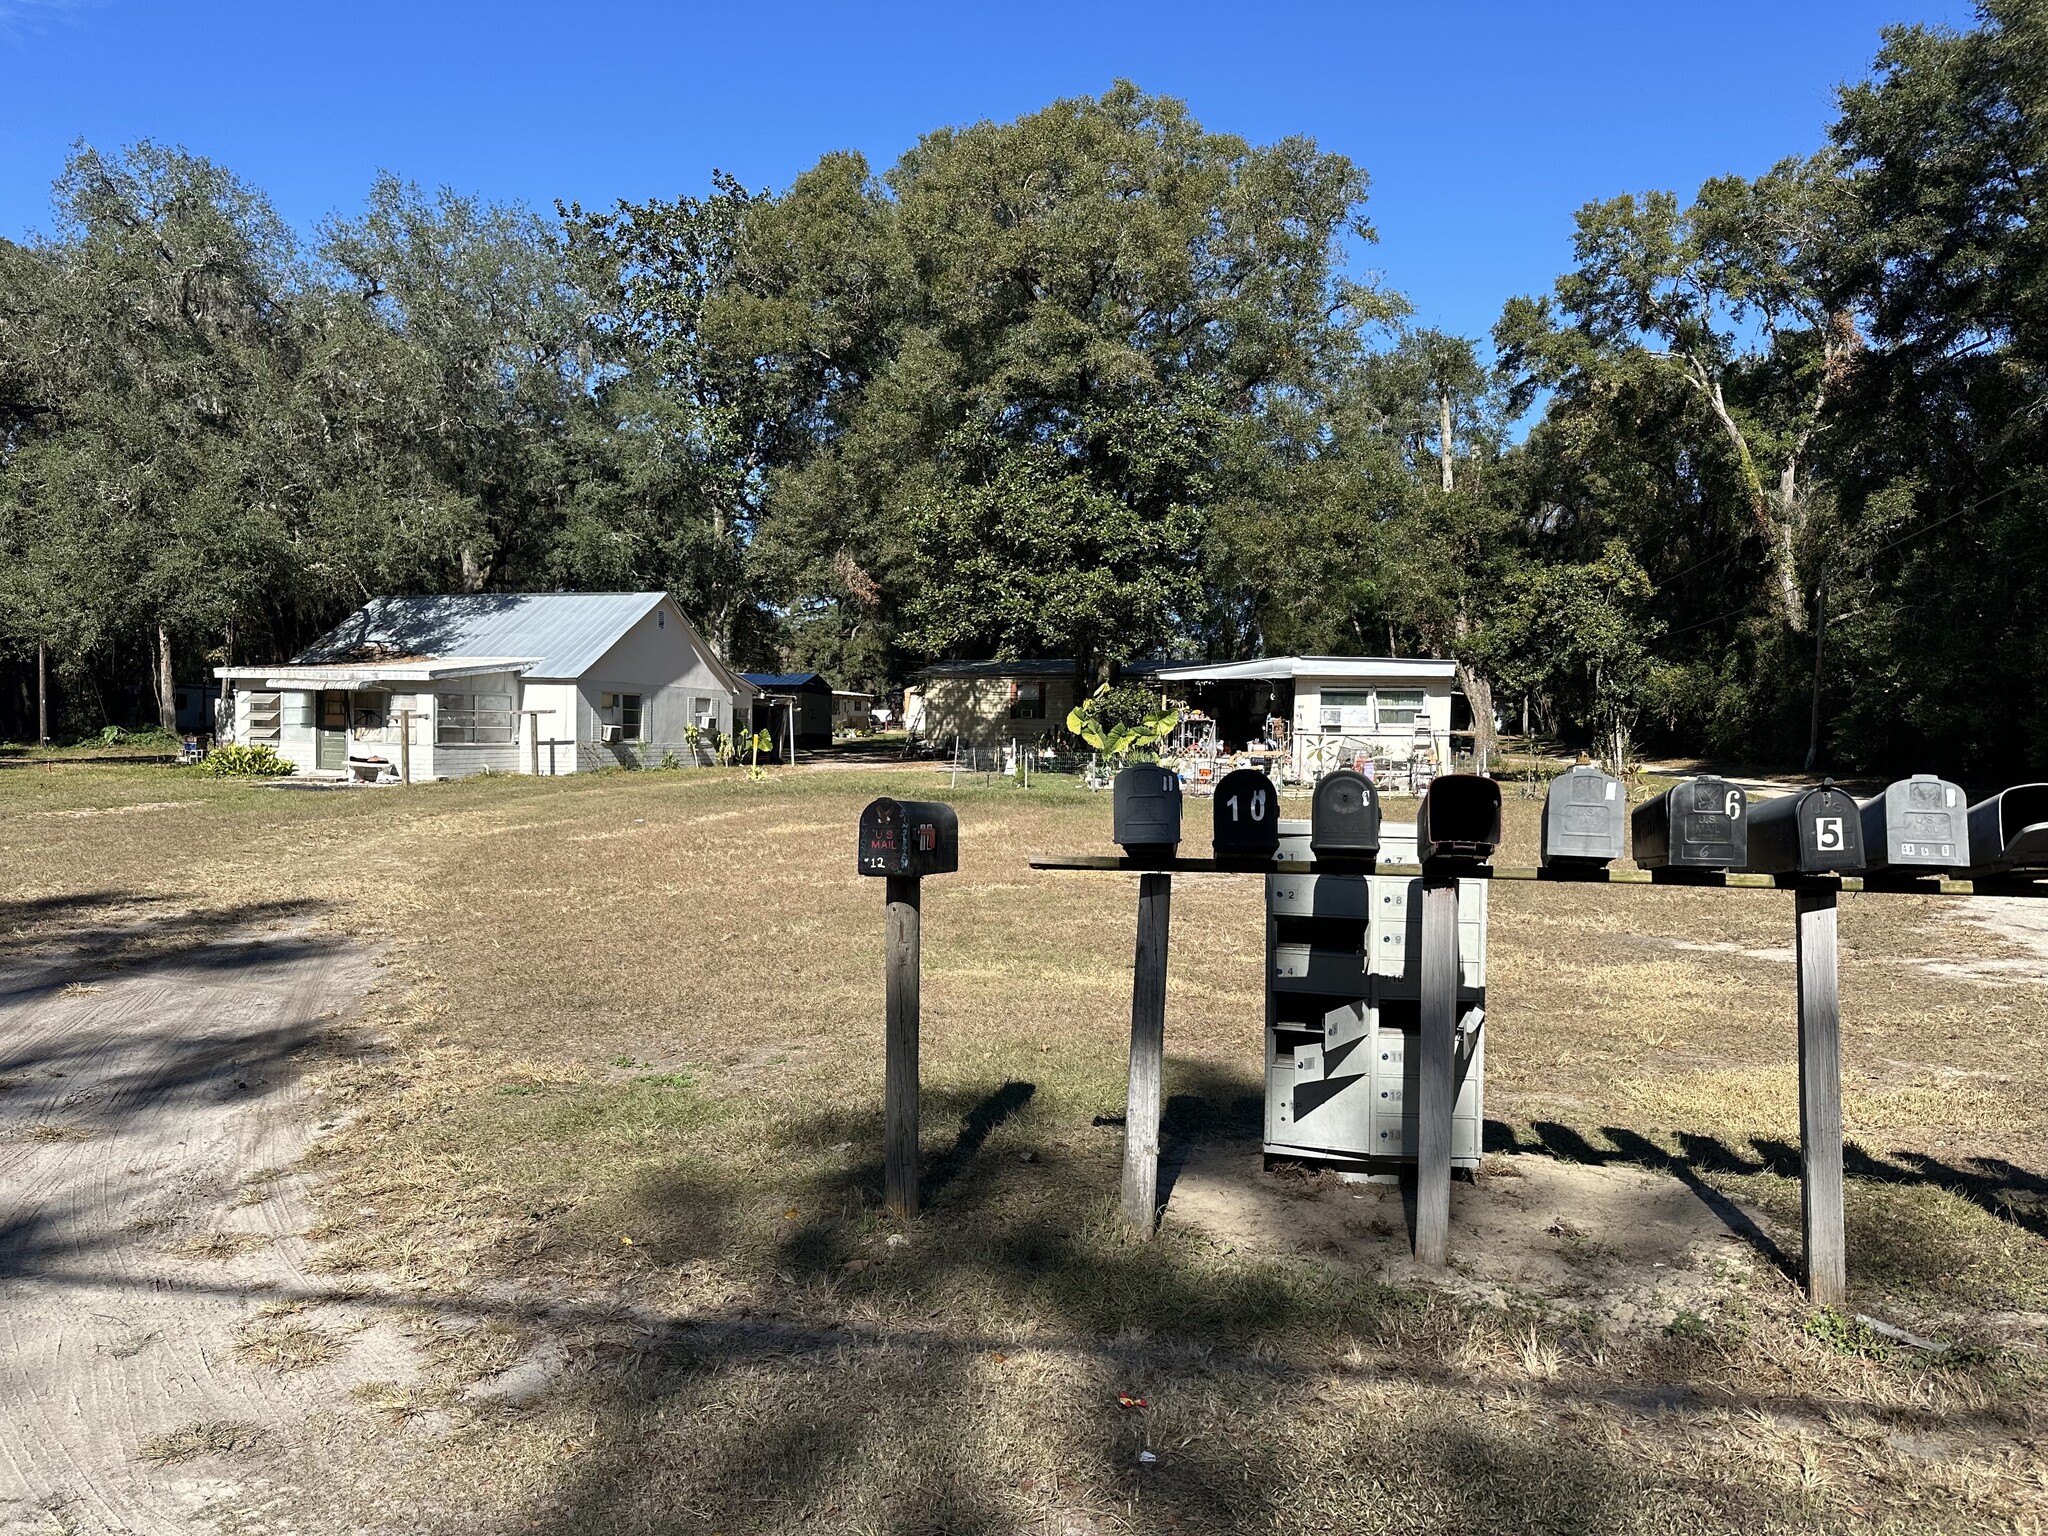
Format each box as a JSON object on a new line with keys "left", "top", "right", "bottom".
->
{"left": 904, "top": 660, "right": 1081, "bottom": 747}
{"left": 215, "top": 592, "right": 753, "bottom": 780}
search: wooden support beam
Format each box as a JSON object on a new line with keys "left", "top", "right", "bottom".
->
{"left": 884, "top": 874, "right": 922, "bottom": 1221}
{"left": 1120, "top": 871, "right": 1172, "bottom": 1234}
{"left": 1796, "top": 883, "right": 1847, "bottom": 1305}
{"left": 1413, "top": 871, "right": 1461, "bottom": 1266}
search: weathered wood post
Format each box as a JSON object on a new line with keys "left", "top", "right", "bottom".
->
{"left": 1414, "top": 871, "right": 1460, "bottom": 1267}
{"left": 1796, "top": 883, "right": 1847, "bottom": 1305}
{"left": 1411, "top": 774, "right": 1502, "bottom": 1267}
{"left": 1120, "top": 871, "right": 1172, "bottom": 1232}
{"left": 857, "top": 798, "right": 959, "bottom": 1223}
{"left": 394, "top": 708, "right": 414, "bottom": 785}
{"left": 884, "top": 874, "right": 922, "bottom": 1219}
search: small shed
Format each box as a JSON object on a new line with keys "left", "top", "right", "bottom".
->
{"left": 906, "top": 659, "right": 1079, "bottom": 746}
{"left": 742, "top": 672, "right": 835, "bottom": 751}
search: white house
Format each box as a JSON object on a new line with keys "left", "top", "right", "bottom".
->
{"left": 1145, "top": 656, "right": 1462, "bottom": 781}
{"left": 214, "top": 592, "right": 755, "bottom": 780}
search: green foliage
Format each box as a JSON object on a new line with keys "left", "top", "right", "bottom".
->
{"left": 198, "top": 743, "right": 294, "bottom": 778}
{"left": 1802, "top": 1307, "right": 1889, "bottom": 1360}
{"left": 1065, "top": 682, "right": 1178, "bottom": 765}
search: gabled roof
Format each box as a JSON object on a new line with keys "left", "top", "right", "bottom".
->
{"left": 916, "top": 659, "right": 1077, "bottom": 679}
{"left": 741, "top": 670, "right": 833, "bottom": 692}
{"left": 292, "top": 593, "right": 672, "bottom": 681}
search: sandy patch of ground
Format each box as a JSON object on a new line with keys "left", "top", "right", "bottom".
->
{"left": 0, "top": 917, "right": 408, "bottom": 1535}
{"left": 1163, "top": 1147, "right": 1774, "bottom": 1327}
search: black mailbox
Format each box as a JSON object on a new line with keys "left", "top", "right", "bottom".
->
{"left": 1112, "top": 763, "right": 1183, "bottom": 861}
{"left": 1860, "top": 774, "right": 1968, "bottom": 873}
{"left": 1212, "top": 767, "right": 1280, "bottom": 863}
{"left": 1744, "top": 778, "right": 1865, "bottom": 876}
{"left": 1631, "top": 777, "right": 1747, "bottom": 870}
{"left": 857, "top": 797, "right": 959, "bottom": 878}
{"left": 1310, "top": 769, "right": 1381, "bottom": 866}
{"left": 1540, "top": 763, "right": 1626, "bottom": 867}
{"left": 1966, "top": 783, "right": 2048, "bottom": 878}
{"left": 1416, "top": 774, "right": 1501, "bottom": 863}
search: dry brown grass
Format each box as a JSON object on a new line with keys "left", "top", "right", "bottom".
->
{"left": 233, "top": 1319, "right": 342, "bottom": 1372}
{"left": 6, "top": 763, "right": 2046, "bottom": 1533}
{"left": 136, "top": 1419, "right": 264, "bottom": 1465}
{"left": 169, "top": 1231, "right": 271, "bottom": 1261}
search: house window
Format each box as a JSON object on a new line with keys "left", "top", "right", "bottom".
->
{"left": 245, "top": 692, "right": 281, "bottom": 743}
{"left": 1010, "top": 680, "right": 1046, "bottom": 720}
{"left": 690, "top": 696, "right": 715, "bottom": 730}
{"left": 437, "top": 692, "right": 515, "bottom": 744}
{"left": 1318, "top": 689, "right": 1374, "bottom": 732}
{"left": 1377, "top": 690, "right": 1425, "bottom": 730}
{"left": 599, "top": 691, "right": 645, "bottom": 741}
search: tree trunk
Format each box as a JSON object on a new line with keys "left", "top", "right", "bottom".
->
{"left": 1804, "top": 577, "right": 1827, "bottom": 772}
{"left": 155, "top": 623, "right": 177, "bottom": 733}
{"left": 1696, "top": 375, "right": 1806, "bottom": 632}
{"left": 37, "top": 642, "right": 49, "bottom": 746}
{"left": 1437, "top": 388, "right": 1455, "bottom": 493}
{"left": 1454, "top": 659, "right": 1497, "bottom": 767}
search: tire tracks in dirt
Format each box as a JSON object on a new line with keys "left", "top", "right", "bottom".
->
{"left": 0, "top": 917, "right": 407, "bottom": 1535}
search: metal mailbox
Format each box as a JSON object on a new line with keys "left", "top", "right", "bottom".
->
{"left": 1311, "top": 769, "right": 1381, "bottom": 866}
{"left": 1540, "top": 762, "right": 1626, "bottom": 867}
{"left": 857, "top": 797, "right": 959, "bottom": 878}
{"left": 1416, "top": 774, "right": 1502, "bottom": 864}
{"left": 1631, "top": 776, "right": 1747, "bottom": 870}
{"left": 1859, "top": 774, "right": 1968, "bottom": 873}
{"left": 1112, "top": 763, "right": 1183, "bottom": 861}
{"left": 1212, "top": 767, "right": 1281, "bottom": 863}
{"left": 1744, "top": 779, "right": 1865, "bottom": 877}
{"left": 1966, "top": 783, "right": 2048, "bottom": 878}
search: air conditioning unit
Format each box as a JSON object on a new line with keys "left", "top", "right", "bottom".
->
{"left": 599, "top": 724, "right": 622, "bottom": 744}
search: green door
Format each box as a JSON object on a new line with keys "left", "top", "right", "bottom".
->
{"left": 316, "top": 691, "right": 348, "bottom": 772}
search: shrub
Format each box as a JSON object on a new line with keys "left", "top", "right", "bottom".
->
{"left": 199, "top": 743, "right": 295, "bottom": 778}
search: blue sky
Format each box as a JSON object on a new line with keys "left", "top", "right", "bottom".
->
{"left": 0, "top": 0, "right": 1978, "bottom": 344}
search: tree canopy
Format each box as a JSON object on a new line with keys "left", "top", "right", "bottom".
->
{"left": 3, "top": 17, "right": 2044, "bottom": 778}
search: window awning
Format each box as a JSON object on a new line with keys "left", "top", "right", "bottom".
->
{"left": 213, "top": 656, "right": 540, "bottom": 689}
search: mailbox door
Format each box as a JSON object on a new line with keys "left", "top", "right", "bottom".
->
{"left": 1541, "top": 766, "right": 1624, "bottom": 864}
{"left": 1679, "top": 778, "right": 1746, "bottom": 868}
{"left": 1113, "top": 765, "right": 1183, "bottom": 851}
{"left": 857, "top": 798, "right": 907, "bottom": 876}
{"left": 1312, "top": 770, "right": 1382, "bottom": 859}
{"left": 1213, "top": 768, "right": 1281, "bottom": 857}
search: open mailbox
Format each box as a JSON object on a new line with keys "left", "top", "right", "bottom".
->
{"left": 1632, "top": 776, "right": 1747, "bottom": 871}
{"left": 1860, "top": 775, "right": 1968, "bottom": 874}
{"left": 1745, "top": 779, "right": 1865, "bottom": 877}
{"left": 1967, "top": 783, "right": 2048, "bottom": 879}
{"left": 1212, "top": 767, "right": 1281, "bottom": 864}
{"left": 857, "top": 797, "right": 959, "bottom": 878}
{"left": 1112, "top": 763, "right": 1183, "bottom": 862}
{"left": 1415, "top": 774, "right": 1502, "bottom": 864}
{"left": 1540, "top": 763, "right": 1626, "bottom": 868}
{"left": 1311, "top": 769, "right": 1381, "bottom": 867}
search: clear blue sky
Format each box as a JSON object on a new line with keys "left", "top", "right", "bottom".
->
{"left": 0, "top": 0, "right": 1977, "bottom": 344}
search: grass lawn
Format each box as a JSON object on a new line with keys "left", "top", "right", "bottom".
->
{"left": 3, "top": 761, "right": 2045, "bottom": 1534}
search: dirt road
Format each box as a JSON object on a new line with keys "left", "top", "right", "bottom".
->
{"left": 0, "top": 909, "right": 394, "bottom": 1535}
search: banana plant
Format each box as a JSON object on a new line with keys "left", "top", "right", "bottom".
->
{"left": 1065, "top": 683, "right": 1179, "bottom": 767}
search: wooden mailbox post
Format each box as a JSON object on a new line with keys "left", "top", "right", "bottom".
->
{"left": 857, "top": 798, "right": 960, "bottom": 1220}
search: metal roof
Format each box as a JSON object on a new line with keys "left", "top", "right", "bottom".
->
{"left": 1151, "top": 656, "right": 1459, "bottom": 684}
{"left": 740, "top": 670, "right": 832, "bottom": 691}
{"left": 293, "top": 593, "right": 670, "bottom": 680}
{"left": 916, "top": 659, "right": 1077, "bottom": 679}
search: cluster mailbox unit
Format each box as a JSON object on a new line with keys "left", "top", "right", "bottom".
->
{"left": 1263, "top": 773, "right": 1488, "bottom": 1176}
